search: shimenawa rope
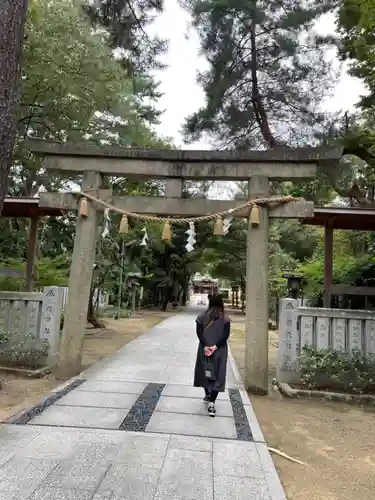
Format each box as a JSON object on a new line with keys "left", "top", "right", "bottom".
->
{"left": 77, "top": 191, "right": 301, "bottom": 225}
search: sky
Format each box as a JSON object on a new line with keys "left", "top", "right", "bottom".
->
{"left": 150, "top": 1, "right": 366, "bottom": 150}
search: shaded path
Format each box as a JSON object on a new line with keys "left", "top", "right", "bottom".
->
{"left": 0, "top": 311, "right": 286, "bottom": 499}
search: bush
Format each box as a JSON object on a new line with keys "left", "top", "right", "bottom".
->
{"left": 0, "top": 330, "right": 49, "bottom": 370}
{"left": 299, "top": 255, "right": 375, "bottom": 308}
{"left": 300, "top": 346, "right": 375, "bottom": 394}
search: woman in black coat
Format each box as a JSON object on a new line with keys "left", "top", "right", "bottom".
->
{"left": 193, "top": 294, "right": 231, "bottom": 417}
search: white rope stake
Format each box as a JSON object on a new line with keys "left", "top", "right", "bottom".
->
{"left": 140, "top": 227, "right": 149, "bottom": 247}
{"left": 223, "top": 217, "right": 232, "bottom": 235}
{"left": 185, "top": 222, "right": 196, "bottom": 252}
{"left": 101, "top": 208, "right": 110, "bottom": 238}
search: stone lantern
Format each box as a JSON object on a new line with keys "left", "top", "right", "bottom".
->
{"left": 283, "top": 274, "right": 303, "bottom": 299}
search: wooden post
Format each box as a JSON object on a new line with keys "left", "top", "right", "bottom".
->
{"left": 57, "top": 171, "right": 102, "bottom": 378}
{"left": 245, "top": 176, "right": 269, "bottom": 394}
{"left": 323, "top": 222, "right": 333, "bottom": 308}
{"left": 25, "top": 216, "right": 38, "bottom": 292}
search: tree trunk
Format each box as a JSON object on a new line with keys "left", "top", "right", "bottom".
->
{"left": 0, "top": 0, "right": 29, "bottom": 214}
{"left": 181, "top": 285, "right": 188, "bottom": 306}
{"left": 176, "top": 286, "right": 183, "bottom": 304}
{"left": 87, "top": 285, "right": 106, "bottom": 328}
{"left": 162, "top": 286, "right": 173, "bottom": 311}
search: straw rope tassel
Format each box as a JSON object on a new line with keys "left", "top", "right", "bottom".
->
{"left": 213, "top": 217, "right": 224, "bottom": 236}
{"left": 250, "top": 204, "right": 260, "bottom": 226}
{"left": 162, "top": 221, "right": 172, "bottom": 242}
{"left": 119, "top": 214, "right": 129, "bottom": 234}
{"left": 79, "top": 197, "right": 89, "bottom": 217}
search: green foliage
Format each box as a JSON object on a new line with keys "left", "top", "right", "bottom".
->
{"left": 12, "top": 0, "right": 165, "bottom": 197}
{"left": 281, "top": 178, "right": 337, "bottom": 207}
{"left": 182, "top": 0, "right": 337, "bottom": 148}
{"left": 201, "top": 220, "right": 247, "bottom": 284}
{"left": 36, "top": 256, "right": 70, "bottom": 287}
{"left": 299, "top": 254, "right": 355, "bottom": 305}
{"left": 83, "top": 0, "right": 166, "bottom": 117}
{"left": 90, "top": 186, "right": 210, "bottom": 312}
{"left": 0, "top": 256, "right": 69, "bottom": 291}
{"left": 1, "top": 0, "right": 173, "bottom": 306}
{"left": 0, "top": 330, "right": 49, "bottom": 369}
{"left": 0, "top": 219, "right": 28, "bottom": 260}
{"left": 273, "top": 220, "right": 320, "bottom": 263}
{"left": 299, "top": 230, "right": 375, "bottom": 305}
{"left": 338, "top": 0, "right": 375, "bottom": 111}
{"left": 300, "top": 346, "right": 375, "bottom": 394}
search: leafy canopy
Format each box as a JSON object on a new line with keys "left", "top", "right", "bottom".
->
{"left": 182, "top": 0, "right": 337, "bottom": 149}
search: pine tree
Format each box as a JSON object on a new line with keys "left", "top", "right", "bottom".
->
{"left": 182, "top": 0, "right": 337, "bottom": 149}
{"left": 338, "top": 0, "right": 375, "bottom": 111}
{"left": 83, "top": 0, "right": 167, "bottom": 123}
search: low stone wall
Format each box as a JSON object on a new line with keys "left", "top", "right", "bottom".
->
{"left": 0, "top": 287, "right": 63, "bottom": 367}
{"left": 277, "top": 298, "right": 375, "bottom": 384}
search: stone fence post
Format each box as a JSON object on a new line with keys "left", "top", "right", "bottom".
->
{"left": 39, "top": 286, "right": 63, "bottom": 366}
{"left": 277, "top": 298, "right": 301, "bottom": 384}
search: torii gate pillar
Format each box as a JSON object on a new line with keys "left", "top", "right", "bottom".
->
{"left": 57, "top": 171, "right": 102, "bottom": 378}
{"left": 245, "top": 176, "right": 270, "bottom": 394}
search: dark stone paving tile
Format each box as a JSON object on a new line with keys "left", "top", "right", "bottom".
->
{"left": 119, "top": 383, "right": 165, "bottom": 432}
{"left": 228, "top": 389, "right": 253, "bottom": 441}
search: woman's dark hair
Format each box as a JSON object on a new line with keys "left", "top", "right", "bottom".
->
{"left": 200, "top": 294, "right": 226, "bottom": 327}
{"left": 208, "top": 294, "right": 224, "bottom": 312}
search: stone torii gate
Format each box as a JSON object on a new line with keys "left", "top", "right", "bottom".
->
{"left": 28, "top": 140, "right": 341, "bottom": 393}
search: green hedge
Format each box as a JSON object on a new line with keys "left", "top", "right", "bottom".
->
{"left": 300, "top": 346, "right": 375, "bottom": 394}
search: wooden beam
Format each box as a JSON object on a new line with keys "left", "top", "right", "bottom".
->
{"left": 41, "top": 156, "right": 318, "bottom": 181}
{"left": 331, "top": 285, "right": 375, "bottom": 297}
{"left": 39, "top": 193, "right": 314, "bottom": 219}
{"left": 323, "top": 223, "right": 333, "bottom": 308}
{"left": 25, "top": 217, "right": 38, "bottom": 292}
{"left": 0, "top": 291, "right": 42, "bottom": 300}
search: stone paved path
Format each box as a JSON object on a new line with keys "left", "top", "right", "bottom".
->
{"left": 0, "top": 311, "right": 286, "bottom": 500}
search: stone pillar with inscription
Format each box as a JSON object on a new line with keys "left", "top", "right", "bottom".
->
{"left": 277, "top": 298, "right": 300, "bottom": 384}
{"left": 365, "top": 319, "right": 375, "bottom": 354}
{"left": 40, "top": 286, "right": 63, "bottom": 365}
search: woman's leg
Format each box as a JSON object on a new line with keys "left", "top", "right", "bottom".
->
{"left": 207, "top": 390, "right": 218, "bottom": 417}
{"left": 203, "top": 387, "right": 210, "bottom": 402}
{"left": 209, "top": 390, "right": 218, "bottom": 403}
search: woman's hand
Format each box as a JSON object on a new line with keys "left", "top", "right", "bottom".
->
{"left": 210, "top": 345, "right": 217, "bottom": 354}
{"left": 204, "top": 345, "right": 217, "bottom": 356}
